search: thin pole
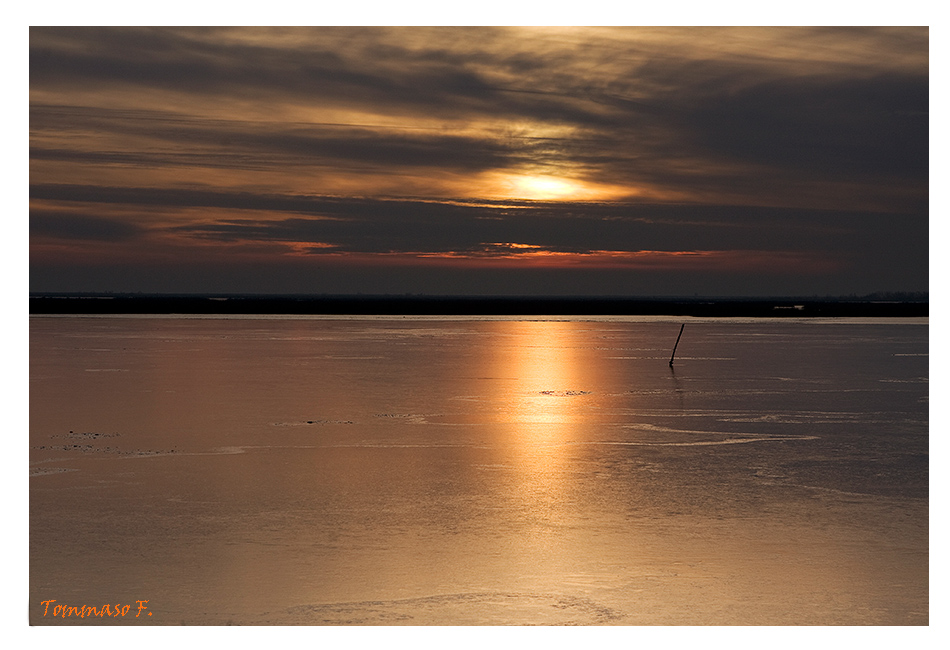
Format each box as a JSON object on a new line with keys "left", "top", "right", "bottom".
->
{"left": 669, "top": 323, "right": 685, "bottom": 367}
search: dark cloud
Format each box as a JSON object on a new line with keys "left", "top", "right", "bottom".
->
{"left": 30, "top": 210, "right": 145, "bottom": 241}
{"left": 29, "top": 125, "right": 521, "bottom": 174}
{"left": 30, "top": 28, "right": 523, "bottom": 120}
{"left": 679, "top": 73, "right": 929, "bottom": 179}
{"left": 168, "top": 202, "right": 926, "bottom": 265}
{"left": 30, "top": 183, "right": 926, "bottom": 274}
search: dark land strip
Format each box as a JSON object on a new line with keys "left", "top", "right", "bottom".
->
{"left": 29, "top": 294, "right": 928, "bottom": 317}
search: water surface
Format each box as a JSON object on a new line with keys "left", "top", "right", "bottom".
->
{"left": 29, "top": 316, "right": 928, "bottom": 625}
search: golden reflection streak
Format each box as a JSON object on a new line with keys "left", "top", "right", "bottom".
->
{"left": 488, "top": 321, "right": 596, "bottom": 538}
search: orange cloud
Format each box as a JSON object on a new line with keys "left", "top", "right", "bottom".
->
{"left": 299, "top": 247, "right": 843, "bottom": 275}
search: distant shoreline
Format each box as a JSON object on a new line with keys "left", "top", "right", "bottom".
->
{"left": 29, "top": 294, "right": 929, "bottom": 318}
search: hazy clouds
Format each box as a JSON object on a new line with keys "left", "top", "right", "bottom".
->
{"left": 29, "top": 27, "right": 929, "bottom": 296}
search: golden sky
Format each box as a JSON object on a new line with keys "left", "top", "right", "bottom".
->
{"left": 29, "top": 27, "right": 929, "bottom": 296}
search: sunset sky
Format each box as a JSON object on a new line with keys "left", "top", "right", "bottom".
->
{"left": 29, "top": 26, "right": 929, "bottom": 296}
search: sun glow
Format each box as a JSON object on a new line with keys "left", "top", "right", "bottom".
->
{"left": 475, "top": 171, "right": 633, "bottom": 202}
{"left": 512, "top": 175, "right": 581, "bottom": 200}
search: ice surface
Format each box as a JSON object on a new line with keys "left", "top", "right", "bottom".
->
{"left": 29, "top": 316, "right": 928, "bottom": 625}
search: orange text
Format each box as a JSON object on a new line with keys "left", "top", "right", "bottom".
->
{"left": 40, "top": 599, "right": 151, "bottom": 618}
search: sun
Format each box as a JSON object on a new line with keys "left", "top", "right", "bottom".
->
{"left": 512, "top": 175, "right": 582, "bottom": 200}
{"left": 472, "top": 171, "right": 633, "bottom": 202}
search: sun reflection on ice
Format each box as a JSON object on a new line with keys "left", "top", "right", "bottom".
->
{"left": 486, "top": 322, "right": 600, "bottom": 534}
{"left": 500, "top": 321, "right": 588, "bottom": 428}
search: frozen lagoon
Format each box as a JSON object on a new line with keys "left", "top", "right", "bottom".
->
{"left": 29, "top": 316, "right": 928, "bottom": 625}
